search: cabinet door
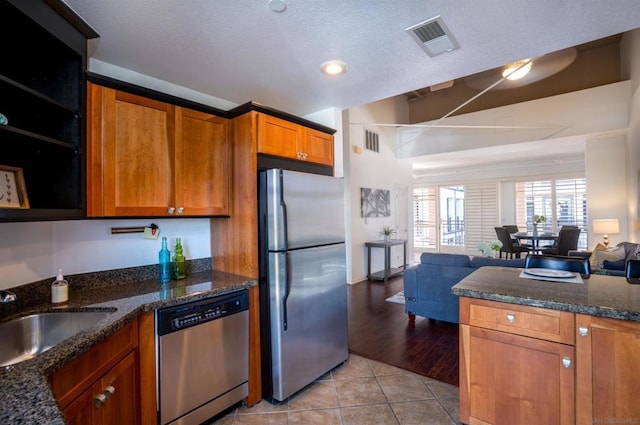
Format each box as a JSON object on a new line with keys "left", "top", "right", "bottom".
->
{"left": 62, "top": 351, "right": 139, "bottom": 425}
{"left": 575, "top": 315, "right": 640, "bottom": 425}
{"left": 460, "top": 324, "right": 575, "bottom": 425}
{"left": 88, "top": 84, "right": 175, "bottom": 217}
{"left": 100, "top": 351, "right": 140, "bottom": 425}
{"left": 257, "top": 113, "right": 300, "bottom": 159}
{"left": 62, "top": 387, "right": 96, "bottom": 425}
{"left": 302, "top": 128, "right": 334, "bottom": 166}
{"left": 175, "top": 108, "right": 230, "bottom": 215}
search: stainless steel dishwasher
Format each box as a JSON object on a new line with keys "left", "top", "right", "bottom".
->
{"left": 156, "top": 290, "right": 249, "bottom": 425}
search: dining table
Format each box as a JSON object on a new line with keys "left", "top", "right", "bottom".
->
{"left": 511, "top": 231, "right": 559, "bottom": 254}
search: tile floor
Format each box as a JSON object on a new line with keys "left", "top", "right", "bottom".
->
{"left": 211, "top": 353, "right": 461, "bottom": 425}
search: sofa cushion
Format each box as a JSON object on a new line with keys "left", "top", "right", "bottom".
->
{"left": 602, "top": 259, "right": 626, "bottom": 271}
{"left": 420, "top": 252, "right": 471, "bottom": 267}
{"left": 470, "top": 257, "right": 526, "bottom": 268}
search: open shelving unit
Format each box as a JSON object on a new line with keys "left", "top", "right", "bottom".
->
{"left": 0, "top": 0, "right": 97, "bottom": 221}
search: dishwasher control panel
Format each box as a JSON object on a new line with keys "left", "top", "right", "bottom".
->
{"left": 156, "top": 289, "right": 249, "bottom": 335}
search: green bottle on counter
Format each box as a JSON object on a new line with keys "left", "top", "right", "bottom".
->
{"left": 173, "top": 238, "right": 186, "bottom": 280}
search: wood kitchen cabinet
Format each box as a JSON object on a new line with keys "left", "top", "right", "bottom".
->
{"left": 62, "top": 351, "right": 138, "bottom": 425}
{"left": 87, "top": 82, "right": 230, "bottom": 217}
{"left": 459, "top": 297, "right": 575, "bottom": 425}
{"left": 50, "top": 319, "right": 140, "bottom": 425}
{"left": 257, "top": 113, "right": 334, "bottom": 166}
{"left": 575, "top": 314, "right": 640, "bottom": 425}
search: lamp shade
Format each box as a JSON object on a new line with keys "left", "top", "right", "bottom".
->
{"left": 593, "top": 219, "right": 620, "bottom": 235}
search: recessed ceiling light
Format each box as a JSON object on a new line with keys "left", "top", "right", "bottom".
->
{"left": 268, "top": 0, "right": 286, "bottom": 12}
{"left": 320, "top": 60, "right": 348, "bottom": 76}
{"left": 502, "top": 59, "right": 533, "bottom": 81}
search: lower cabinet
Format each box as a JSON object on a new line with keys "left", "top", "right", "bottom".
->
{"left": 461, "top": 297, "right": 640, "bottom": 425}
{"left": 61, "top": 351, "right": 138, "bottom": 425}
{"left": 49, "top": 319, "right": 141, "bottom": 425}
{"left": 459, "top": 297, "right": 575, "bottom": 425}
{"left": 575, "top": 314, "right": 640, "bottom": 425}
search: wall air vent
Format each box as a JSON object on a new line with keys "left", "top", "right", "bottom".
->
{"left": 406, "top": 16, "right": 460, "bottom": 57}
{"left": 365, "top": 129, "right": 379, "bottom": 153}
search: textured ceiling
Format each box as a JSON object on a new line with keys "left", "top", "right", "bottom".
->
{"left": 62, "top": 0, "right": 640, "bottom": 117}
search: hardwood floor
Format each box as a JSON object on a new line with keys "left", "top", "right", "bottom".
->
{"left": 347, "top": 275, "right": 459, "bottom": 387}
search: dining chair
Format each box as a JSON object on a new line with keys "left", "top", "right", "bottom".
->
{"left": 626, "top": 259, "right": 640, "bottom": 284}
{"left": 503, "top": 225, "right": 533, "bottom": 250}
{"left": 540, "top": 226, "right": 581, "bottom": 256}
{"left": 495, "top": 227, "right": 530, "bottom": 259}
{"left": 525, "top": 254, "right": 590, "bottom": 276}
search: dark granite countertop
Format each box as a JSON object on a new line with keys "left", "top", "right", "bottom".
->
{"left": 0, "top": 262, "right": 256, "bottom": 424}
{"left": 452, "top": 266, "right": 640, "bottom": 322}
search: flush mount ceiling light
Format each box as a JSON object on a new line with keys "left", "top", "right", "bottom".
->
{"left": 502, "top": 59, "right": 533, "bottom": 80}
{"left": 320, "top": 60, "right": 348, "bottom": 76}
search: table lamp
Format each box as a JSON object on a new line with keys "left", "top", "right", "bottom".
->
{"left": 592, "top": 219, "right": 619, "bottom": 246}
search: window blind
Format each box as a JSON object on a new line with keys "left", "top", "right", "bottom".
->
{"left": 465, "top": 182, "right": 498, "bottom": 252}
{"left": 413, "top": 186, "right": 437, "bottom": 249}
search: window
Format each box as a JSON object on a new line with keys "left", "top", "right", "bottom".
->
{"left": 440, "top": 186, "right": 464, "bottom": 246}
{"left": 515, "top": 178, "right": 588, "bottom": 249}
{"left": 413, "top": 186, "right": 437, "bottom": 249}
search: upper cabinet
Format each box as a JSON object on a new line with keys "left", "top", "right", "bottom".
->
{"left": 87, "top": 83, "right": 230, "bottom": 217}
{"left": 0, "top": 0, "right": 97, "bottom": 222}
{"left": 257, "top": 114, "right": 334, "bottom": 166}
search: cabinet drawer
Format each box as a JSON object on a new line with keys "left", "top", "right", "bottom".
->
{"left": 460, "top": 297, "right": 574, "bottom": 344}
{"left": 49, "top": 319, "right": 139, "bottom": 409}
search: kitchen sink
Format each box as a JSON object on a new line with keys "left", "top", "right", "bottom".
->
{"left": 0, "top": 310, "right": 114, "bottom": 367}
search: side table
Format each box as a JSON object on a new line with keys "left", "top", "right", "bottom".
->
{"left": 365, "top": 239, "right": 407, "bottom": 281}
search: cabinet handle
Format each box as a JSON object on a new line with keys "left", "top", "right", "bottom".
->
{"left": 94, "top": 393, "right": 107, "bottom": 408}
{"left": 168, "top": 207, "right": 175, "bottom": 215}
{"left": 578, "top": 326, "right": 589, "bottom": 337}
{"left": 104, "top": 385, "right": 115, "bottom": 399}
{"left": 177, "top": 206, "right": 184, "bottom": 215}
{"left": 506, "top": 313, "right": 515, "bottom": 324}
{"left": 562, "top": 357, "right": 572, "bottom": 368}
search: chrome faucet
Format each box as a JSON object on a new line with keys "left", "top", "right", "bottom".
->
{"left": 0, "top": 290, "right": 17, "bottom": 303}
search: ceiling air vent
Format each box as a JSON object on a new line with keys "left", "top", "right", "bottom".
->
{"left": 406, "top": 16, "right": 460, "bottom": 57}
{"left": 365, "top": 129, "right": 379, "bottom": 153}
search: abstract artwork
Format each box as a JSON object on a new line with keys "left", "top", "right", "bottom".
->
{"left": 361, "top": 188, "right": 391, "bottom": 217}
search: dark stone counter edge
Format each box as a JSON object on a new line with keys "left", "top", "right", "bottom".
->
{"left": 0, "top": 259, "right": 257, "bottom": 424}
{"left": 451, "top": 287, "right": 640, "bottom": 322}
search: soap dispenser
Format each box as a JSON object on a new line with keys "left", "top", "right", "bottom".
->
{"left": 51, "top": 269, "right": 69, "bottom": 305}
{"left": 173, "top": 238, "right": 186, "bottom": 280}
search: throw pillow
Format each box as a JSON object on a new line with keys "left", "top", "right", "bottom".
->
{"left": 590, "top": 246, "right": 626, "bottom": 270}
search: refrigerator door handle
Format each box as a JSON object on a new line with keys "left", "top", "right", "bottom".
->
{"left": 278, "top": 170, "right": 289, "bottom": 251}
{"left": 282, "top": 252, "right": 291, "bottom": 331}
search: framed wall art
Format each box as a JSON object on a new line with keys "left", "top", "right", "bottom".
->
{"left": 361, "top": 187, "right": 391, "bottom": 217}
{"left": 0, "top": 165, "right": 29, "bottom": 209}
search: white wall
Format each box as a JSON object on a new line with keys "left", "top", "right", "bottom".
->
{"left": 622, "top": 29, "right": 640, "bottom": 242}
{"left": 0, "top": 218, "right": 212, "bottom": 290}
{"left": 345, "top": 97, "right": 413, "bottom": 283}
{"left": 585, "top": 134, "right": 629, "bottom": 247}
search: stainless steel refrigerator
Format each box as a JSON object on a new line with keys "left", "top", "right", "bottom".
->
{"left": 258, "top": 168, "right": 348, "bottom": 402}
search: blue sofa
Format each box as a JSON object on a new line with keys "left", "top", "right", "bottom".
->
{"left": 403, "top": 253, "right": 526, "bottom": 324}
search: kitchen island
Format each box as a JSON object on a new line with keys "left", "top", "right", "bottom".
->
{"left": 0, "top": 265, "right": 256, "bottom": 424}
{"left": 452, "top": 266, "right": 640, "bottom": 425}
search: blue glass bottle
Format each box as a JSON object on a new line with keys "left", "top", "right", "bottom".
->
{"left": 159, "top": 237, "right": 171, "bottom": 284}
